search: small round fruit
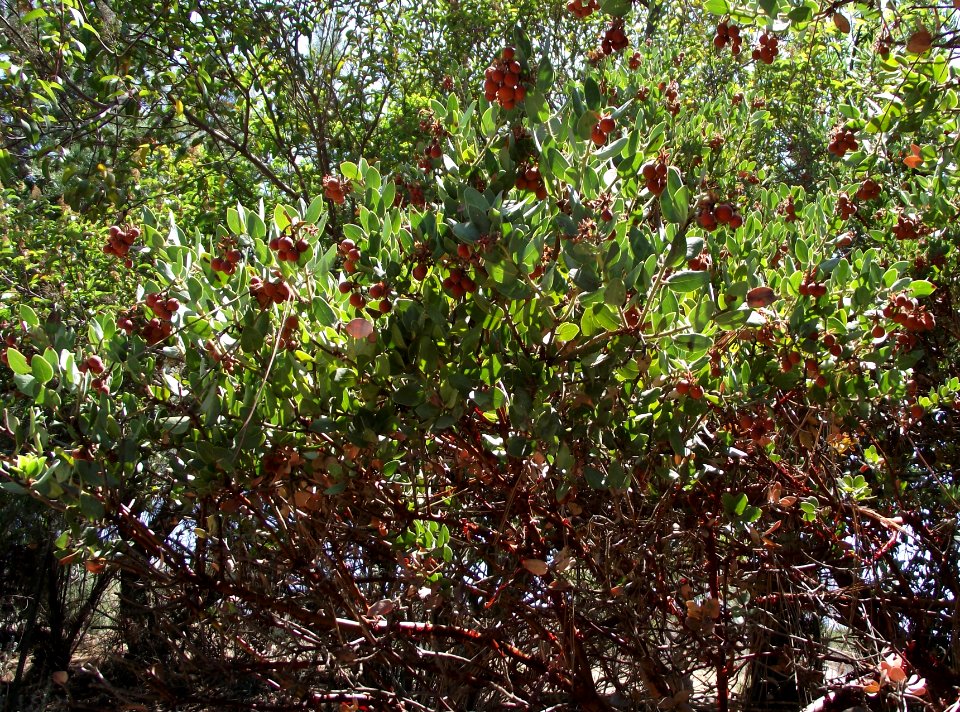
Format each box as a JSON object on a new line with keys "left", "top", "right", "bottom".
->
{"left": 413, "top": 263, "right": 428, "bottom": 280}
{"left": 338, "top": 281, "right": 353, "bottom": 294}
{"left": 86, "top": 356, "right": 106, "bottom": 375}
{"left": 378, "top": 299, "right": 392, "bottom": 314}
{"left": 349, "top": 293, "right": 366, "bottom": 309}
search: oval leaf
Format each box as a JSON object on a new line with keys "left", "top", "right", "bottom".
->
{"left": 5, "top": 347, "right": 30, "bottom": 375}
{"left": 522, "top": 558, "right": 549, "bottom": 576}
{"left": 666, "top": 270, "right": 710, "bottom": 293}
{"left": 746, "top": 286, "right": 777, "bottom": 308}
{"left": 345, "top": 318, "right": 374, "bottom": 340}
{"left": 906, "top": 28, "right": 932, "bottom": 54}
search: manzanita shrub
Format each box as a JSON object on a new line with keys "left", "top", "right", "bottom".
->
{"left": 2, "top": 3, "right": 960, "bottom": 710}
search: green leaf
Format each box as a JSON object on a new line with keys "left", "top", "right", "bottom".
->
{"left": 305, "top": 195, "right": 325, "bottom": 224}
{"left": 714, "top": 308, "right": 750, "bottom": 330}
{"left": 672, "top": 333, "right": 713, "bottom": 351}
{"left": 5, "top": 348, "right": 30, "bottom": 375}
{"left": 665, "top": 270, "right": 710, "bottom": 293}
{"left": 555, "top": 323, "right": 580, "bottom": 342}
{"left": 601, "top": 0, "right": 633, "bottom": 13}
{"left": 19, "top": 305, "right": 39, "bottom": 327}
{"left": 722, "top": 492, "right": 749, "bottom": 516}
{"left": 584, "top": 77, "right": 602, "bottom": 111}
{"left": 758, "top": 0, "right": 780, "bottom": 17}
{"left": 226, "top": 208, "right": 242, "bottom": 235}
{"left": 274, "top": 204, "right": 290, "bottom": 233}
{"left": 576, "top": 110, "right": 598, "bottom": 141}
{"left": 704, "top": 0, "right": 729, "bottom": 13}
{"left": 340, "top": 162, "right": 360, "bottom": 181}
{"left": 31, "top": 355, "right": 54, "bottom": 384}
{"left": 909, "top": 280, "right": 935, "bottom": 297}
{"left": 660, "top": 167, "right": 689, "bottom": 224}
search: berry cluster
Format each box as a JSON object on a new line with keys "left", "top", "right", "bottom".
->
{"left": 856, "top": 178, "right": 881, "bottom": 201}
{"left": 591, "top": 114, "right": 616, "bottom": 147}
{"left": 601, "top": 19, "right": 629, "bottom": 55}
{"left": 250, "top": 276, "right": 294, "bottom": 309}
{"left": 828, "top": 127, "right": 858, "bottom": 157}
{"left": 837, "top": 192, "right": 857, "bottom": 220}
{"left": 779, "top": 350, "right": 802, "bottom": 373}
{"left": 676, "top": 377, "right": 704, "bottom": 400}
{"left": 323, "top": 175, "right": 350, "bottom": 205}
{"left": 769, "top": 241, "right": 790, "bottom": 268}
{"left": 661, "top": 80, "right": 681, "bottom": 116}
{"left": 821, "top": 332, "right": 844, "bottom": 357}
{"left": 798, "top": 273, "right": 828, "bottom": 298}
{"left": 892, "top": 213, "right": 927, "bottom": 240}
{"left": 587, "top": 193, "right": 615, "bottom": 223}
{"left": 418, "top": 113, "right": 448, "bottom": 171}
{"left": 696, "top": 201, "right": 743, "bottom": 231}
{"left": 628, "top": 52, "right": 642, "bottom": 70}
{"left": 515, "top": 163, "right": 547, "bottom": 200}
{"left": 146, "top": 292, "right": 180, "bottom": 321}
{"left": 211, "top": 248, "right": 243, "bottom": 275}
{"left": 78, "top": 355, "right": 106, "bottom": 376}
{"left": 441, "top": 267, "right": 478, "bottom": 299}
{"left": 204, "top": 339, "right": 237, "bottom": 372}
{"left": 338, "top": 279, "right": 392, "bottom": 314}
{"left": 738, "top": 411, "right": 775, "bottom": 444}
{"left": 483, "top": 47, "right": 527, "bottom": 110}
{"left": 104, "top": 224, "right": 140, "bottom": 263}
{"left": 143, "top": 318, "right": 173, "bottom": 345}
{"left": 640, "top": 158, "right": 668, "bottom": 196}
{"left": 141, "top": 294, "right": 179, "bottom": 345}
{"left": 116, "top": 314, "right": 135, "bottom": 335}
{"left": 278, "top": 315, "right": 300, "bottom": 351}
{"left": 752, "top": 33, "right": 779, "bottom": 64}
{"left": 778, "top": 195, "right": 798, "bottom": 222}
{"left": 89, "top": 373, "right": 110, "bottom": 395}
{"left": 713, "top": 22, "right": 743, "bottom": 54}
{"left": 369, "top": 281, "right": 392, "bottom": 313}
{"left": 804, "top": 356, "right": 827, "bottom": 387}
{"left": 884, "top": 294, "right": 935, "bottom": 332}
{"left": 567, "top": 0, "right": 598, "bottom": 18}
{"left": 687, "top": 248, "right": 713, "bottom": 271}
{"left": 269, "top": 233, "right": 310, "bottom": 263}
{"left": 392, "top": 176, "right": 427, "bottom": 210}
{"left": 339, "top": 238, "right": 362, "bottom": 274}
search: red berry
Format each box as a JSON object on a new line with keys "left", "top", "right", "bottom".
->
{"left": 86, "top": 356, "right": 106, "bottom": 375}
